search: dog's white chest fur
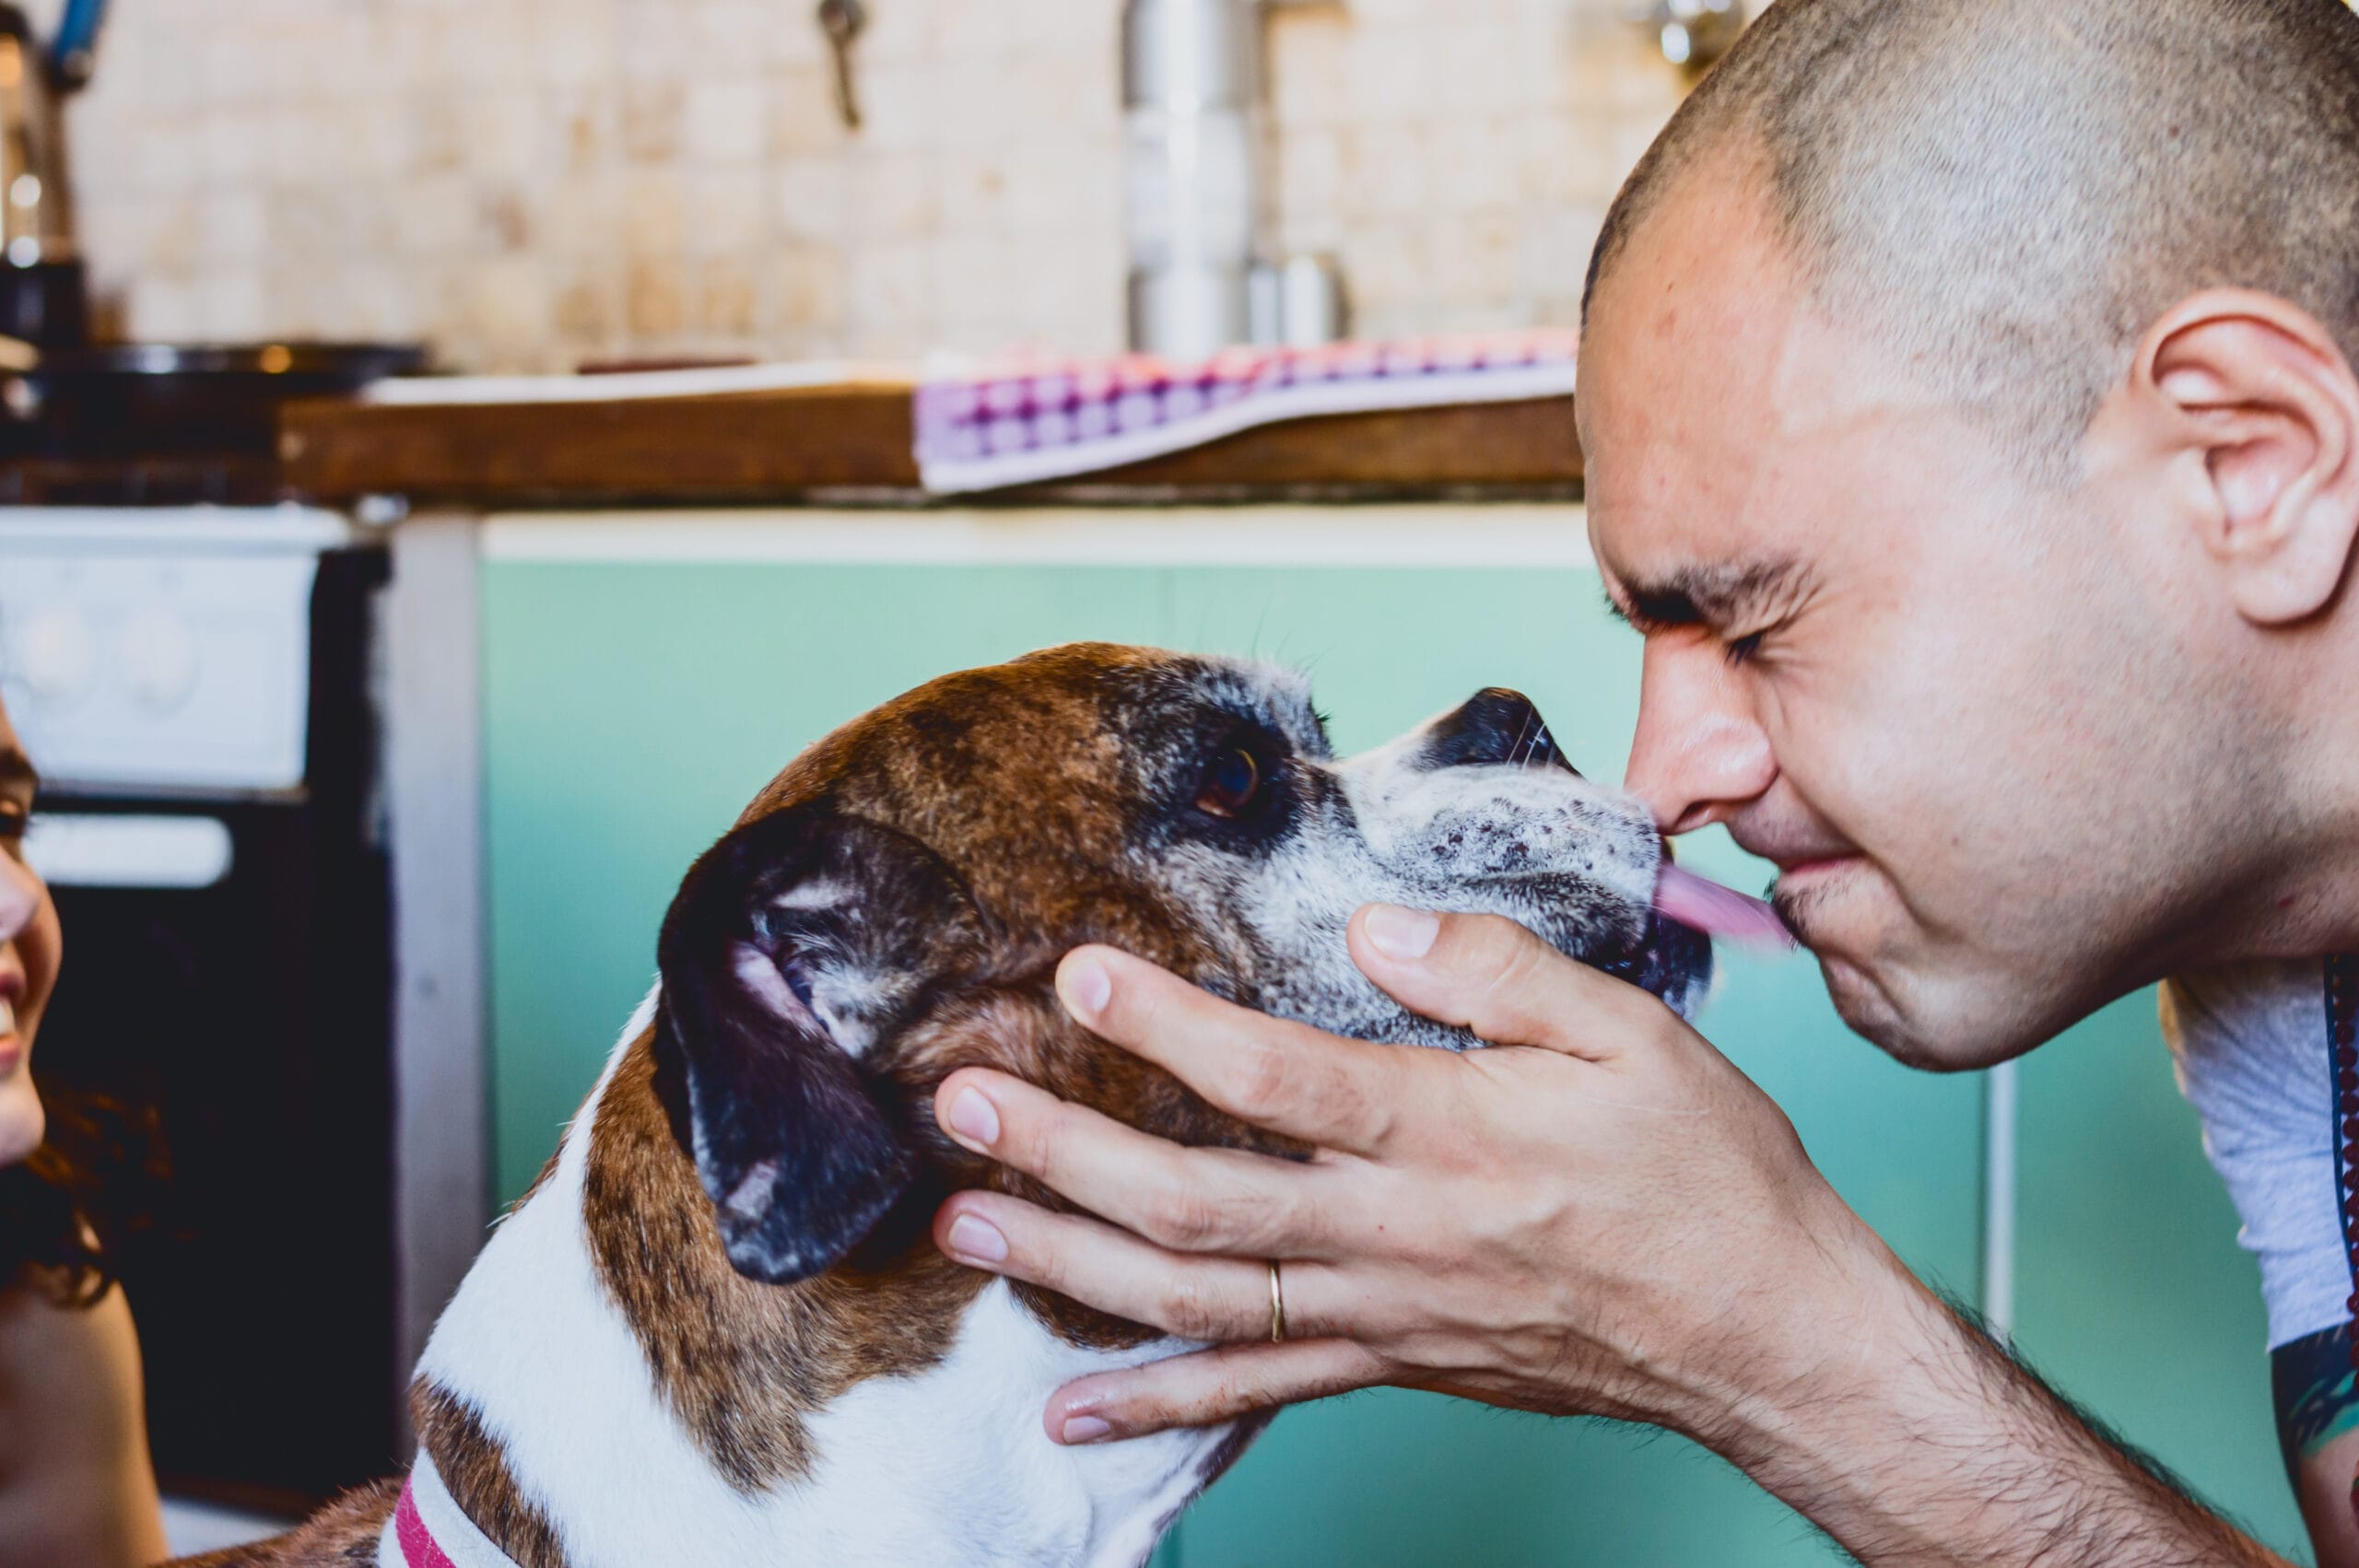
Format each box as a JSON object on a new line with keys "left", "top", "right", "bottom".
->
{"left": 412, "top": 1000, "right": 1233, "bottom": 1568}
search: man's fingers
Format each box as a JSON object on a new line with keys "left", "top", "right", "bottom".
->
{"left": 933, "top": 1190, "right": 1352, "bottom": 1344}
{"left": 1347, "top": 905, "right": 1650, "bottom": 1059}
{"left": 1055, "top": 946, "right": 1410, "bottom": 1155}
{"left": 934, "top": 1068, "right": 1344, "bottom": 1257}
{"left": 1045, "top": 1339, "right": 1392, "bottom": 1445}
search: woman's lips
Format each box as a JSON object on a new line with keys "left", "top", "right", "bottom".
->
{"left": 1653, "top": 863, "right": 1795, "bottom": 951}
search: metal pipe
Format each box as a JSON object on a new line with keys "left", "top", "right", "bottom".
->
{"left": 1121, "top": 0, "right": 1263, "bottom": 358}
{"left": 1981, "top": 1059, "right": 2020, "bottom": 1344}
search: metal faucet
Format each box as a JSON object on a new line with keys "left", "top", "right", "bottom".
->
{"left": 1632, "top": 0, "right": 1748, "bottom": 78}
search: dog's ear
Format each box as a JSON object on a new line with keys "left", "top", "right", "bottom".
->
{"left": 653, "top": 802, "right": 981, "bottom": 1285}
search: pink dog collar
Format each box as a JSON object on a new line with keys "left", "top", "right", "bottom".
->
{"left": 381, "top": 1455, "right": 520, "bottom": 1568}
{"left": 393, "top": 1479, "right": 456, "bottom": 1568}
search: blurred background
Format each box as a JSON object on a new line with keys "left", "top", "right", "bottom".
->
{"left": 65, "top": 0, "right": 1703, "bottom": 365}
{"left": 0, "top": 0, "right": 2321, "bottom": 1562}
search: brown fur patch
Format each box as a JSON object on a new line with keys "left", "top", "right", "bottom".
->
{"left": 581, "top": 1029, "right": 989, "bottom": 1491}
{"left": 412, "top": 1379, "right": 570, "bottom": 1568}
{"left": 161, "top": 1480, "right": 398, "bottom": 1567}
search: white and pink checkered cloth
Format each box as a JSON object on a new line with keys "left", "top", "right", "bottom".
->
{"left": 912, "top": 331, "right": 1580, "bottom": 495}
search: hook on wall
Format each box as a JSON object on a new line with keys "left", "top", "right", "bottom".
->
{"left": 817, "top": 0, "right": 866, "bottom": 130}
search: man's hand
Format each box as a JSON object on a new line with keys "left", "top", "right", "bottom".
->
{"left": 931, "top": 906, "right": 2292, "bottom": 1566}
{"left": 931, "top": 904, "right": 1895, "bottom": 1448}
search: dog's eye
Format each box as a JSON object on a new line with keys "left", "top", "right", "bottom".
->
{"left": 1194, "top": 745, "right": 1264, "bottom": 819}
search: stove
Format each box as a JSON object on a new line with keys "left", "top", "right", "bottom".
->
{"left": 0, "top": 509, "right": 340, "bottom": 792}
{"left": 0, "top": 504, "right": 479, "bottom": 1511}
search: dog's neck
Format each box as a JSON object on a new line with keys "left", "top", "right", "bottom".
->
{"left": 409, "top": 1000, "right": 1238, "bottom": 1567}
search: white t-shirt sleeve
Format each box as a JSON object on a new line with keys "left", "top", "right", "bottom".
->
{"left": 2163, "top": 956, "right": 2347, "bottom": 1350}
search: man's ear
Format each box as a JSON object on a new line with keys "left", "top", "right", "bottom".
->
{"left": 2134, "top": 289, "right": 2359, "bottom": 626}
{"left": 653, "top": 803, "right": 982, "bottom": 1285}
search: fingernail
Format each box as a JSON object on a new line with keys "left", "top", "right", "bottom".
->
{"left": 944, "top": 1212, "right": 1008, "bottom": 1265}
{"left": 1061, "top": 954, "right": 1113, "bottom": 1021}
{"left": 1060, "top": 1415, "right": 1113, "bottom": 1445}
{"left": 946, "top": 1086, "right": 1001, "bottom": 1148}
{"left": 1364, "top": 903, "right": 1440, "bottom": 961}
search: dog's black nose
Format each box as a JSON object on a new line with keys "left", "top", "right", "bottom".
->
{"left": 1426, "top": 688, "right": 1579, "bottom": 775}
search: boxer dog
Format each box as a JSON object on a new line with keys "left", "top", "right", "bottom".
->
{"left": 182, "top": 643, "right": 1712, "bottom": 1568}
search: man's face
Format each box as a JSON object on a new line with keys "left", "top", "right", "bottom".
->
{"left": 1580, "top": 166, "right": 2271, "bottom": 1069}
{"left": 0, "top": 694, "right": 55, "bottom": 1163}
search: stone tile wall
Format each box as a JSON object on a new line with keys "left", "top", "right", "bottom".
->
{"left": 59, "top": 0, "right": 1704, "bottom": 370}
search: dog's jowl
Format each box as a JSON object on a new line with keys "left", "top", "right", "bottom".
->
{"left": 177, "top": 644, "right": 1710, "bottom": 1568}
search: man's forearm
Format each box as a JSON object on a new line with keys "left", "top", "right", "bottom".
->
{"left": 1716, "top": 1254, "right": 2287, "bottom": 1567}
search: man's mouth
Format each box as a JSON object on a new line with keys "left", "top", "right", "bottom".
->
{"left": 1770, "top": 854, "right": 1861, "bottom": 883}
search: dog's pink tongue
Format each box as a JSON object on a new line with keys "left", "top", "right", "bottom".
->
{"left": 1655, "top": 863, "right": 1795, "bottom": 951}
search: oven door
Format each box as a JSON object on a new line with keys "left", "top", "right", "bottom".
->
{"left": 36, "top": 794, "right": 396, "bottom": 1510}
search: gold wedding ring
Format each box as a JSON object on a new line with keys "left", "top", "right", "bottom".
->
{"left": 1268, "top": 1259, "right": 1286, "bottom": 1343}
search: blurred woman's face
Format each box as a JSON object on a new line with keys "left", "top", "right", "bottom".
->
{"left": 0, "top": 694, "right": 57, "bottom": 1165}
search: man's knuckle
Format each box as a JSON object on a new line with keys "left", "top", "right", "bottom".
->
{"left": 1146, "top": 1187, "right": 1226, "bottom": 1251}
{"left": 1027, "top": 1106, "right": 1081, "bottom": 1185}
{"left": 1158, "top": 1277, "right": 1225, "bottom": 1340}
{"left": 1490, "top": 929, "right": 1555, "bottom": 994}
{"left": 1442, "top": 914, "right": 1529, "bottom": 988}
{"left": 1226, "top": 1375, "right": 1273, "bottom": 1414}
{"left": 1022, "top": 1248, "right": 1072, "bottom": 1301}
{"left": 1224, "top": 1036, "right": 1294, "bottom": 1118}
{"left": 1334, "top": 1073, "right": 1394, "bottom": 1149}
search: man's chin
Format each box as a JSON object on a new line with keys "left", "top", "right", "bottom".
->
{"left": 1820, "top": 954, "right": 2036, "bottom": 1073}
{"left": 1819, "top": 954, "right": 1912, "bottom": 1052}
{"left": 1779, "top": 871, "right": 2017, "bottom": 1071}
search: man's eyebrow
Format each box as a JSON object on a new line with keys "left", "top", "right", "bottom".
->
{"left": 1607, "top": 558, "right": 1809, "bottom": 633}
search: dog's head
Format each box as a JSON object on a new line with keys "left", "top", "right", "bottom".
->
{"left": 652, "top": 643, "right": 1708, "bottom": 1286}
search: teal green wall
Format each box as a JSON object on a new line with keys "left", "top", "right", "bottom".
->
{"left": 481, "top": 550, "right": 2306, "bottom": 1562}
{"left": 2014, "top": 994, "right": 2304, "bottom": 1555}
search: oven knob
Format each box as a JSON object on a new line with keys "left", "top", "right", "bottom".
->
{"left": 13, "top": 607, "right": 95, "bottom": 709}
{"left": 120, "top": 610, "right": 199, "bottom": 716}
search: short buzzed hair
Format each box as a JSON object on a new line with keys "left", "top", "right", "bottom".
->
{"left": 1585, "top": 0, "right": 2359, "bottom": 479}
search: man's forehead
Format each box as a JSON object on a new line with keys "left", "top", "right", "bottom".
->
{"left": 1579, "top": 163, "right": 1990, "bottom": 619}
{"left": 1581, "top": 158, "right": 1789, "bottom": 381}
{"left": 1578, "top": 176, "right": 1804, "bottom": 570}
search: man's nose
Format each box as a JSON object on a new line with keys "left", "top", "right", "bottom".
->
{"left": 1427, "top": 688, "right": 1579, "bottom": 774}
{"left": 1623, "top": 637, "right": 1776, "bottom": 833}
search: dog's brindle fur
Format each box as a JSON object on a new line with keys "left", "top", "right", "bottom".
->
{"left": 175, "top": 644, "right": 1703, "bottom": 1568}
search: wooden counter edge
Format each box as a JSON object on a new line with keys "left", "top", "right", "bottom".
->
{"left": 277, "top": 387, "right": 1583, "bottom": 507}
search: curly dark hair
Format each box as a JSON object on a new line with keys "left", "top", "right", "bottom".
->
{"left": 0, "top": 1090, "right": 164, "bottom": 1307}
